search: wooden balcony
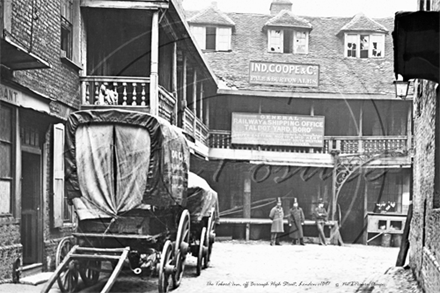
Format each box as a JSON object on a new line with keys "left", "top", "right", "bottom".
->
{"left": 80, "top": 76, "right": 176, "bottom": 125}
{"left": 209, "top": 130, "right": 410, "bottom": 156}
{"left": 182, "top": 108, "right": 209, "bottom": 146}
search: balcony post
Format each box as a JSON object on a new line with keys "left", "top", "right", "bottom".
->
{"left": 407, "top": 104, "right": 412, "bottom": 152}
{"left": 199, "top": 82, "right": 204, "bottom": 122}
{"left": 150, "top": 10, "right": 159, "bottom": 116}
{"left": 193, "top": 69, "right": 197, "bottom": 137}
{"left": 243, "top": 170, "right": 252, "bottom": 241}
{"left": 172, "top": 42, "right": 178, "bottom": 125}
{"left": 205, "top": 93, "right": 210, "bottom": 128}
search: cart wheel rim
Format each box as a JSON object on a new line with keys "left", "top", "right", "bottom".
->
{"left": 57, "top": 260, "right": 79, "bottom": 293}
{"left": 79, "top": 259, "right": 101, "bottom": 287}
{"left": 206, "top": 210, "right": 216, "bottom": 265}
{"left": 197, "top": 227, "right": 207, "bottom": 276}
{"left": 56, "top": 236, "right": 74, "bottom": 268}
{"left": 172, "top": 251, "right": 185, "bottom": 289}
{"left": 158, "top": 240, "right": 173, "bottom": 293}
{"left": 175, "top": 210, "right": 190, "bottom": 258}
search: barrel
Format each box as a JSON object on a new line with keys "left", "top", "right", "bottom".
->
{"left": 381, "top": 233, "right": 391, "bottom": 247}
{"left": 392, "top": 234, "right": 402, "bottom": 247}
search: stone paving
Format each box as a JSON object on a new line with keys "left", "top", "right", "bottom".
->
{"left": 0, "top": 240, "right": 423, "bottom": 293}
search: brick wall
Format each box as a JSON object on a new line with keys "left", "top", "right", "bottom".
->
{"left": 0, "top": 218, "right": 21, "bottom": 282}
{"left": 0, "top": 0, "right": 81, "bottom": 282}
{"left": 9, "top": 0, "right": 81, "bottom": 108}
{"left": 410, "top": 76, "right": 440, "bottom": 293}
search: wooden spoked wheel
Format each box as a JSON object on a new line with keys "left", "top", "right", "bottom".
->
{"left": 205, "top": 209, "right": 216, "bottom": 267}
{"left": 196, "top": 227, "right": 207, "bottom": 276}
{"left": 173, "top": 209, "right": 190, "bottom": 288}
{"left": 158, "top": 240, "right": 174, "bottom": 293}
{"left": 79, "top": 259, "right": 101, "bottom": 287}
{"left": 55, "top": 237, "right": 78, "bottom": 293}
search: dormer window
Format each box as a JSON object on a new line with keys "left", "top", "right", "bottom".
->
{"left": 190, "top": 26, "right": 232, "bottom": 51}
{"left": 268, "top": 29, "right": 309, "bottom": 54}
{"left": 345, "top": 33, "right": 384, "bottom": 58}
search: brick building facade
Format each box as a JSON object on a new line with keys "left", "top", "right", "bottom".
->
{"left": 400, "top": 1, "right": 440, "bottom": 292}
{"left": 1, "top": 0, "right": 217, "bottom": 283}
{"left": 1, "top": 0, "right": 81, "bottom": 282}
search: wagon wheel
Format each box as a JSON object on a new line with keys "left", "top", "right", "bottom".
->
{"left": 79, "top": 259, "right": 101, "bottom": 287}
{"left": 55, "top": 237, "right": 79, "bottom": 293}
{"left": 158, "top": 240, "right": 174, "bottom": 293}
{"left": 172, "top": 209, "right": 190, "bottom": 288}
{"left": 205, "top": 209, "right": 216, "bottom": 267}
{"left": 56, "top": 236, "right": 74, "bottom": 267}
{"left": 196, "top": 227, "right": 208, "bottom": 276}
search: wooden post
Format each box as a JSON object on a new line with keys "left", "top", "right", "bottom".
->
{"left": 172, "top": 42, "right": 178, "bottom": 125}
{"left": 363, "top": 174, "right": 368, "bottom": 244}
{"left": 149, "top": 11, "right": 159, "bottom": 116}
{"left": 243, "top": 171, "right": 251, "bottom": 241}
{"left": 181, "top": 56, "right": 187, "bottom": 126}
{"left": 329, "top": 151, "right": 344, "bottom": 245}
{"left": 192, "top": 69, "right": 197, "bottom": 137}
{"left": 396, "top": 203, "right": 412, "bottom": 266}
{"left": 359, "top": 104, "right": 363, "bottom": 152}
{"left": 407, "top": 104, "right": 412, "bottom": 151}
{"left": 331, "top": 153, "right": 339, "bottom": 221}
{"left": 199, "top": 82, "right": 204, "bottom": 121}
{"left": 205, "top": 93, "right": 210, "bottom": 128}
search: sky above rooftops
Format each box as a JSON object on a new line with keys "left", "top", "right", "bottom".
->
{"left": 182, "top": 0, "right": 417, "bottom": 18}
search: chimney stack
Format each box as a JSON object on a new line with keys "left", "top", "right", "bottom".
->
{"left": 270, "top": 0, "right": 293, "bottom": 15}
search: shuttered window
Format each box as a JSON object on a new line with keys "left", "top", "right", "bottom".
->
{"left": 190, "top": 26, "right": 206, "bottom": 50}
{"left": 216, "top": 27, "right": 231, "bottom": 51}
{"left": 190, "top": 25, "right": 232, "bottom": 51}
{"left": 0, "top": 105, "right": 13, "bottom": 215}
{"left": 53, "top": 123, "right": 67, "bottom": 227}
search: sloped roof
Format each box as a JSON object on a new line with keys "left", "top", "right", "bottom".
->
{"left": 186, "top": 9, "right": 395, "bottom": 96}
{"left": 338, "top": 12, "right": 389, "bottom": 34}
{"left": 187, "top": 4, "right": 235, "bottom": 26}
{"left": 265, "top": 10, "right": 312, "bottom": 30}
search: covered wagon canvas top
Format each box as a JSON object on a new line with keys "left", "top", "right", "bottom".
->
{"left": 186, "top": 172, "right": 220, "bottom": 223}
{"left": 65, "top": 109, "right": 190, "bottom": 220}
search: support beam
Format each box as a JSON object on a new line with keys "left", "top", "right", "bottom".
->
{"left": 243, "top": 171, "right": 251, "bottom": 241}
{"left": 205, "top": 95, "right": 210, "bottom": 128}
{"left": 149, "top": 11, "right": 159, "bottom": 116}
{"left": 172, "top": 42, "right": 178, "bottom": 125}
{"left": 192, "top": 69, "right": 197, "bottom": 137}
{"left": 179, "top": 56, "right": 187, "bottom": 127}
{"left": 199, "top": 82, "right": 204, "bottom": 122}
{"left": 80, "top": 1, "right": 169, "bottom": 10}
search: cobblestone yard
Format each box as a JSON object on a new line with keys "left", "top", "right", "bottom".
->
{"left": 0, "top": 240, "right": 423, "bottom": 293}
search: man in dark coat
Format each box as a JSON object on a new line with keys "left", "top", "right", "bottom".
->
{"left": 269, "top": 198, "right": 284, "bottom": 246}
{"left": 288, "top": 199, "right": 305, "bottom": 245}
{"left": 314, "top": 199, "right": 328, "bottom": 245}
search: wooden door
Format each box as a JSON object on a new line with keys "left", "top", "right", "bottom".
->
{"left": 21, "top": 152, "right": 41, "bottom": 265}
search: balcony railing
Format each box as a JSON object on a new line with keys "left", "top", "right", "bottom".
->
{"left": 182, "top": 108, "right": 209, "bottom": 146}
{"left": 80, "top": 76, "right": 151, "bottom": 106}
{"left": 80, "top": 76, "right": 178, "bottom": 125}
{"left": 209, "top": 130, "right": 410, "bottom": 155}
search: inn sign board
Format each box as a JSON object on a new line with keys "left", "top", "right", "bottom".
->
{"left": 249, "top": 61, "right": 319, "bottom": 87}
{"left": 231, "top": 112, "right": 325, "bottom": 147}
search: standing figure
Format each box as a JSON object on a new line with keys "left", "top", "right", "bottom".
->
{"left": 314, "top": 199, "right": 328, "bottom": 245}
{"left": 269, "top": 198, "right": 284, "bottom": 246}
{"left": 288, "top": 199, "right": 305, "bottom": 245}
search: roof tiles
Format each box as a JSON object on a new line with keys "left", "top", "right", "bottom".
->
{"left": 186, "top": 9, "right": 395, "bottom": 96}
{"left": 265, "top": 10, "right": 312, "bottom": 30}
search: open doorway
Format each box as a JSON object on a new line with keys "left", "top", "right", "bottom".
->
{"left": 21, "top": 151, "right": 42, "bottom": 265}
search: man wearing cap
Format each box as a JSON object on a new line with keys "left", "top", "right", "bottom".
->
{"left": 314, "top": 199, "right": 328, "bottom": 245}
{"left": 288, "top": 198, "right": 305, "bottom": 245}
{"left": 269, "top": 198, "right": 284, "bottom": 246}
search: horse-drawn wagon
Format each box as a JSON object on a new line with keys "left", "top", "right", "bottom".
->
{"left": 41, "top": 109, "right": 218, "bottom": 293}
